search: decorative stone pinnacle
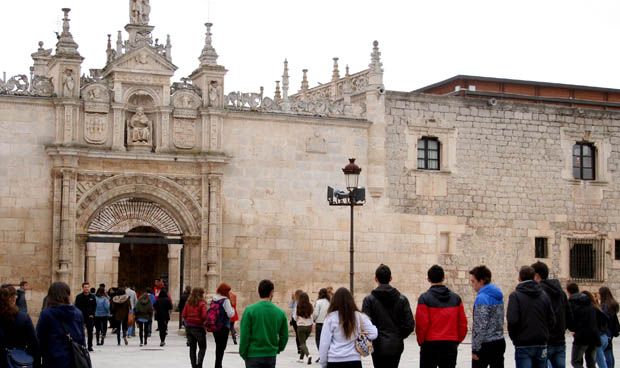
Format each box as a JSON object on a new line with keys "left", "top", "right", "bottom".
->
{"left": 199, "top": 22, "right": 219, "bottom": 66}
{"left": 274, "top": 81, "right": 282, "bottom": 101}
{"left": 38, "top": 41, "right": 44, "bottom": 51}
{"left": 370, "top": 40, "right": 383, "bottom": 73}
{"left": 55, "top": 8, "right": 81, "bottom": 58}
{"left": 282, "top": 59, "right": 289, "bottom": 99}
{"left": 346, "top": 65, "right": 350, "bottom": 77}
{"left": 332, "top": 57, "right": 340, "bottom": 81}
{"left": 301, "top": 69, "right": 309, "bottom": 92}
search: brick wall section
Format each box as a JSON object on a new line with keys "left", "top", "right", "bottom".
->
{"left": 386, "top": 91, "right": 620, "bottom": 306}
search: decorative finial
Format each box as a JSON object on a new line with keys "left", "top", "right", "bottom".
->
{"left": 370, "top": 40, "right": 383, "bottom": 73}
{"left": 106, "top": 34, "right": 112, "bottom": 50}
{"left": 282, "top": 59, "right": 289, "bottom": 100}
{"left": 332, "top": 57, "right": 340, "bottom": 81}
{"left": 274, "top": 81, "right": 282, "bottom": 101}
{"left": 300, "top": 69, "right": 309, "bottom": 92}
{"left": 55, "top": 8, "right": 81, "bottom": 57}
{"left": 38, "top": 41, "right": 44, "bottom": 51}
{"left": 116, "top": 31, "right": 123, "bottom": 55}
{"left": 199, "top": 22, "right": 219, "bottom": 66}
{"left": 165, "top": 34, "right": 172, "bottom": 61}
{"left": 346, "top": 64, "right": 350, "bottom": 77}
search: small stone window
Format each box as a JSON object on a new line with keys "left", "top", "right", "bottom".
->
{"left": 569, "top": 238, "right": 604, "bottom": 282}
{"left": 535, "top": 237, "right": 548, "bottom": 258}
{"left": 418, "top": 137, "right": 440, "bottom": 170}
{"left": 573, "top": 142, "right": 596, "bottom": 180}
{"left": 615, "top": 239, "right": 620, "bottom": 261}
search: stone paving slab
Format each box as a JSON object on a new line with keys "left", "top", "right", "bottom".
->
{"left": 91, "top": 326, "right": 620, "bottom": 368}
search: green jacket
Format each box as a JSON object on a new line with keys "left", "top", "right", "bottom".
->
{"left": 239, "top": 300, "right": 289, "bottom": 359}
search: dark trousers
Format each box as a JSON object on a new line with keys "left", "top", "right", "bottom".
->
{"left": 372, "top": 353, "right": 402, "bottom": 368}
{"left": 137, "top": 321, "right": 148, "bottom": 345}
{"left": 115, "top": 317, "right": 128, "bottom": 345}
{"left": 186, "top": 326, "right": 207, "bottom": 368}
{"left": 420, "top": 341, "right": 459, "bottom": 368}
{"left": 157, "top": 319, "right": 169, "bottom": 342}
{"left": 514, "top": 346, "right": 547, "bottom": 368}
{"left": 213, "top": 327, "right": 230, "bottom": 368}
{"left": 290, "top": 319, "right": 301, "bottom": 352}
{"left": 473, "top": 339, "right": 505, "bottom": 368}
{"left": 245, "top": 356, "right": 276, "bottom": 368}
{"left": 326, "top": 362, "right": 363, "bottom": 368}
{"left": 572, "top": 344, "right": 597, "bottom": 368}
{"left": 315, "top": 323, "right": 323, "bottom": 350}
{"left": 84, "top": 317, "right": 94, "bottom": 349}
{"left": 546, "top": 344, "right": 566, "bottom": 368}
{"left": 94, "top": 316, "right": 108, "bottom": 343}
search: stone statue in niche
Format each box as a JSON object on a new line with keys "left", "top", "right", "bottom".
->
{"left": 208, "top": 81, "right": 222, "bottom": 108}
{"left": 130, "top": 0, "right": 150, "bottom": 25}
{"left": 128, "top": 107, "right": 152, "bottom": 144}
{"left": 63, "top": 69, "right": 74, "bottom": 97}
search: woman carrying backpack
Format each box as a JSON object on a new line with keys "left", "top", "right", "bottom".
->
{"left": 600, "top": 287, "right": 620, "bottom": 368}
{"left": 134, "top": 293, "right": 153, "bottom": 347}
{"left": 36, "top": 282, "right": 85, "bottom": 368}
{"left": 153, "top": 288, "right": 173, "bottom": 347}
{"left": 111, "top": 288, "right": 131, "bottom": 346}
{"left": 94, "top": 287, "right": 110, "bottom": 346}
{"left": 210, "top": 283, "right": 236, "bottom": 368}
{"left": 319, "top": 287, "right": 377, "bottom": 368}
{"left": 0, "top": 284, "right": 40, "bottom": 368}
{"left": 182, "top": 288, "right": 208, "bottom": 368}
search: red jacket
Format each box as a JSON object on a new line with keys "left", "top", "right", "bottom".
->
{"left": 182, "top": 300, "right": 207, "bottom": 327}
{"left": 415, "top": 285, "right": 467, "bottom": 345}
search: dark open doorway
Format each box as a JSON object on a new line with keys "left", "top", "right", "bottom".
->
{"left": 118, "top": 226, "right": 168, "bottom": 292}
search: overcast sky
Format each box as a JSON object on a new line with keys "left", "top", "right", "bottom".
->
{"left": 3, "top": 1, "right": 620, "bottom": 96}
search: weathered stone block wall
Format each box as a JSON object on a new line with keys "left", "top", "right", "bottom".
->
{"left": 386, "top": 92, "right": 620, "bottom": 307}
{"left": 0, "top": 98, "right": 56, "bottom": 312}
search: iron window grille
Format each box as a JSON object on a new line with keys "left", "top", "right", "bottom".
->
{"left": 572, "top": 142, "right": 596, "bottom": 180}
{"left": 569, "top": 238, "right": 605, "bottom": 282}
{"left": 615, "top": 239, "right": 620, "bottom": 261}
{"left": 535, "top": 237, "right": 548, "bottom": 258}
{"left": 417, "top": 137, "right": 440, "bottom": 170}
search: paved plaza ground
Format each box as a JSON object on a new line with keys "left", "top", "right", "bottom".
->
{"left": 90, "top": 324, "right": 620, "bottom": 368}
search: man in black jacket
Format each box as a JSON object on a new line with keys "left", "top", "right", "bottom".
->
{"left": 531, "top": 261, "right": 571, "bottom": 368}
{"left": 362, "top": 264, "right": 414, "bottom": 368}
{"left": 566, "top": 283, "right": 599, "bottom": 368}
{"left": 75, "top": 281, "right": 97, "bottom": 351}
{"left": 507, "top": 266, "right": 555, "bottom": 368}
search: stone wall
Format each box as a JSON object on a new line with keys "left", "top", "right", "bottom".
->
{"left": 0, "top": 98, "right": 56, "bottom": 312}
{"left": 386, "top": 91, "right": 620, "bottom": 307}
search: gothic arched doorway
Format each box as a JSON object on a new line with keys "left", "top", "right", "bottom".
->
{"left": 118, "top": 226, "right": 168, "bottom": 292}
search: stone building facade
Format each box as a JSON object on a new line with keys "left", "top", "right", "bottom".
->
{"left": 1, "top": 2, "right": 619, "bottom": 314}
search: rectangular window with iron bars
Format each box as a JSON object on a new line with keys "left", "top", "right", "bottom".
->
{"left": 569, "top": 238, "right": 605, "bottom": 282}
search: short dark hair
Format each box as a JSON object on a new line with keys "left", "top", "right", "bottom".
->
{"left": 469, "top": 265, "right": 492, "bottom": 285}
{"left": 375, "top": 264, "right": 391, "bottom": 284}
{"left": 427, "top": 265, "right": 444, "bottom": 283}
{"left": 531, "top": 261, "right": 549, "bottom": 280}
{"left": 519, "top": 266, "right": 536, "bottom": 281}
{"left": 258, "top": 279, "right": 274, "bottom": 298}
{"left": 567, "top": 282, "right": 579, "bottom": 294}
{"left": 19, "top": 281, "right": 28, "bottom": 287}
{"left": 82, "top": 282, "right": 89, "bottom": 287}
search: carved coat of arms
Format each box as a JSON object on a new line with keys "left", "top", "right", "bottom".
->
{"left": 84, "top": 114, "right": 108, "bottom": 144}
{"left": 173, "top": 118, "right": 196, "bottom": 149}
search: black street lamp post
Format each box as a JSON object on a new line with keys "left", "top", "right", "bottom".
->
{"left": 327, "top": 158, "right": 365, "bottom": 296}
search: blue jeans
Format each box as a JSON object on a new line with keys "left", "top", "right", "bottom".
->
{"left": 596, "top": 334, "right": 609, "bottom": 368}
{"left": 547, "top": 345, "right": 565, "bottom": 368}
{"left": 515, "top": 346, "right": 547, "bottom": 368}
{"left": 605, "top": 337, "right": 615, "bottom": 368}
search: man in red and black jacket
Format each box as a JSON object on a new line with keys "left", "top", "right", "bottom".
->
{"left": 415, "top": 265, "right": 468, "bottom": 368}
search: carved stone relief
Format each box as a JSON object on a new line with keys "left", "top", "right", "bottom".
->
{"left": 84, "top": 113, "right": 108, "bottom": 145}
{"left": 82, "top": 83, "right": 110, "bottom": 113}
{"left": 171, "top": 90, "right": 200, "bottom": 119}
{"left": 172, "top": 118, "right": 196, "bottom": 149}
{"left": 306, "top": 131, "right": 327, "bottom": 154}
{"left": 126, "top": 107, "right": 152, "bottom": 149}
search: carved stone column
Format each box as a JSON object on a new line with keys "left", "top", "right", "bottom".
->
{"left": 159, "top": 107, "right": 172, "bottom": 152}
{"left": 111, "top": 243, "right": 120, "bottom": 287}
{"left": 85, "top": 242, "right": 97, "bottom": 285}
{"left": 206, "top": 172, "right": 222, "bottom": 292}
{"left": 182, "top": 236, "right": 201, "bottom": 289}
{"left": 57, "top": 167, "right": 77, "bottom": 284}
{"left": 208, "top": 112, "right": 224, "bottom": 152}
{"left": 167, "top": 244, "right": 182, "bottom": 303}
{"left": 112, "top": 104, "right": 126, "bottom": 151}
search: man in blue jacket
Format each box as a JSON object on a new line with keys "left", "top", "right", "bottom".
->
{"left": 469, "top": 265, "right": 505, "bottom": 368}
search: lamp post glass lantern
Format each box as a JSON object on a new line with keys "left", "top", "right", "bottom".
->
{"left": 342, "top": 158, "right": 362, "bottom": 191}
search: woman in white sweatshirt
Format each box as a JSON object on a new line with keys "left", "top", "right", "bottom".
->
{"left": 319, "top": 288, "right": 377, "bottom": 368}
{"left": 313, "top": 288, "right": 331, "bottom": 361}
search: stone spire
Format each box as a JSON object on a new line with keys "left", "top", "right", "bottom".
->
{"left": 116, "top": 31, "right": 123, "bottom": 55}
{"left": 345, "top": 64, "right": 350, "bottom": 77}
{"left": 331, "top": 57, "right": 340, "bottom": 82}
{"left": 300, "top": 69, "right": 309, "bottom": 92}
{"left": 274, "top": 81, "right": 281, "bottom": 101}
{"left": 369, "top": 40, "right": 383, "bottom": 73}
{"left": 55, "top": 8, "right": 81, "bottom": 58}
{"left": 282, "top": 59, "right": 289, "bottom": 100}
{"left": 199, "top": 23, "right": 219, "bottom": 66}
{"left": 106, "top": 34, "right": 116, "bottom": 63}
{"left": 165, "top": 34, "right": 172, "bottom": 61}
